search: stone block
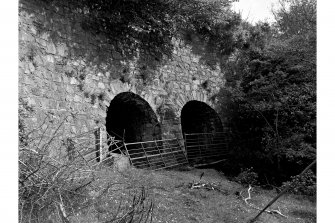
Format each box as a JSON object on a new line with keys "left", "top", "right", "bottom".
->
{"left": 192, "top": 90, "right": 197, "bottom": 99}
{"left": 65, "top": 95, "right": 73, "bottom": 102}
{"left": 73, "top": 95, "right": 82, "bottom": 102}
{"left": 70, "top": 77, "right": 79, "bottom": 85}
{"left": 58, "top": 101, "right": 67, "bottom": 110}
{"left": 30, "top": 26, "right": 37, "bottom": 35}
{"left": 49, "top": 100, "right": 58, "bottom": 109}
{"left": 71, "top": 126, "right": 77, "bottom": 134}
{"left": 52, "top": 73, "right": 62, "bottom": 82}
{"left": 20, "top": 30, "right": 35, "bottom": 42}
{"left": 65, "top": 84, "right": 75, "bottom": 94}
{"left": 36, "top": 37, "right": 47, "bottom": 47}
{"left": 62, "top": 75, "right": 70, "bottom": 83}
{"left": 31, "top": 87, "right": 42, "bottom": 96}
{"left": 113, "top": 154, "right": 130, "bottom": 172}
{"left": 98, "top": 82, "right": 105, "bottom": 89}
{"left": 46, "top": 55, "right": 55, "bottom": 63}
{"left": 46, "top": 42, "right": 57, "bottom": 54}
{"left": 57, "top": 43, "right": 68, "bottom": 57}
{"left": 40, "top": 98, "right": 49, "bottom": 109}
{"left": 35, "top": 55, "right": 44, "bottom": 66}
{"left": 26, "top": 97, "right": 36, "bottom": 106}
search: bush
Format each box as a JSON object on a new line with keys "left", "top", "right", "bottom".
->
{"left": 281, "top": 170, "right": 316, "bottom": 196}
{"left": 18, "top": 108, "right": 154, "bottom": 223}
{"left": 234, "top": 167, "right": 259, "bottom": 186}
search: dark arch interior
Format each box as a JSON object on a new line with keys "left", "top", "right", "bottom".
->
{"left": 106, "top": 92, "right": 162, "bottom": 143}
{"left": 181, "top": 100, "right": 223, "bottom": 135}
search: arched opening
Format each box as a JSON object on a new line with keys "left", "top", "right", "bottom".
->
{"left": 181, "top": 100, "right": 223, "bottom": 135}
{"left": 181, "top": 100, "right": 225, "bottom": 164}
{"left": 106, "top": 92, "right": 162, "bottom": 143}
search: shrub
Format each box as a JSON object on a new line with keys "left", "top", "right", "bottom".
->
{"left": 19, "top": 110, "right": 154, "bottom": 223}
{"left": 234, "top": 167, "right": 259, "bottom": 186}
{"left": 281, "top": 169, "right": 316, "bottom": 196}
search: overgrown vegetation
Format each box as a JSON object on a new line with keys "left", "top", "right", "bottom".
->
{"left": 234, "top": 167, "right": 259, "bottom": 186}
{"left": 20, "top": 0, "right": 316, "bottom": 208}
{"left": 22, "top": 0, "right": 240, "bottom": 71}
{"left": 19, "top": 100, "right": 154, "bottom": 223}
{"left": 281, "top": 170, "right": 316, "bottom": 197}
{"left": 217, "top": 0, "right": 316, "bottom": 190}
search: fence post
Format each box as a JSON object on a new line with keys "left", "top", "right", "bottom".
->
{"left": 95, "top": 128, "right": 103, "bottom": 162}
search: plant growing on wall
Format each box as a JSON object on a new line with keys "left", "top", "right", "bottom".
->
{"left": 22, "top": 0, "right": 241, "bottom": 74}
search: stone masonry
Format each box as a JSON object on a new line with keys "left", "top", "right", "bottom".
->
{"left": 19, "top": 0, "right": 226, "bottom": 153}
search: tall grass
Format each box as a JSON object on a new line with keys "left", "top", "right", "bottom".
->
{"left": 19, "top": 100, "right": 154, "bottom": 223}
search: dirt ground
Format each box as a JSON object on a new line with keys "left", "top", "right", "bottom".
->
{"left": 67, "top": 166, "right": 316, "bottom": 223}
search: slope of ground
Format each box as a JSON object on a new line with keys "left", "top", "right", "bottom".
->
{"left": 63, "top": 166, "right": 316, "bottom": 223}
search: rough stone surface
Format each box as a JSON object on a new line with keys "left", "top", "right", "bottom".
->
{"left": 19, "top": 0, "right": 226, "bottom": 156}
{"left": 112, "top": 154, "right": 131, "bottom": 172}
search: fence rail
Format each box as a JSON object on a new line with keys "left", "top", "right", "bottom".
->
{"left": 184, "top": 132, "right": 229, "bottom": 165}
{"left": 63, "top": 129, "right": 231, "bottom": 171}
{"left": 124, "top": 138, "right": 188, "bottom": 170}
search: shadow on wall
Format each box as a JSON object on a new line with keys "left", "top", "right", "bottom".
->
{"left": 20, "top": 0, "right": 174, "bottom": 82}
{"left": 106, "top": 92, "right": 162, "bottom": 143}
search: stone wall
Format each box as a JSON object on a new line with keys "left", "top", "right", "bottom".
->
{"left": 19, "top": 0, "right": 226, "bottom": 147}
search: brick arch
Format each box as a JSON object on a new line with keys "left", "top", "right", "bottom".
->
{"left": 104, "top": 80, "right": 160, "bottom": 116}
{"left": 172, "top": 89, "right": 214, "bottom": 117}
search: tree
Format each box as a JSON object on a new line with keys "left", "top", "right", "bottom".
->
{"left": 217, "top": 0, "right": 316, "bottom": 184}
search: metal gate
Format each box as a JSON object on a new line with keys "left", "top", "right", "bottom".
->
{"left": 184, "top": 132, "right": 229, "bottom": 165}
{"left": 124, "top": 138, "right": 188, "bottom": 170}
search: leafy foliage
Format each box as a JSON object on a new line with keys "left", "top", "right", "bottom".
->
{"left": 23, "top": 0, "right": 240, "bottom": 72}
{"left": 217, "top": 0, "right": 316, "bottom": 184}
{"left": 281, "top": 169, "right": 316, "bottom": 196}
{"left": 234, "top": 167, "right": 259, "bottom": 186}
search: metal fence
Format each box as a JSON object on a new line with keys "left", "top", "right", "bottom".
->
{"left": 64, "top": 129, "right": 230, "bottom": 171}
{"left": 184, "top": 132, "right": 229, "bottom": 165}
{"left": 124, "top": 138, "right": 188, "bottom": 170}
{"left": 63, "top": 128, "right": 124, "bottom": 167}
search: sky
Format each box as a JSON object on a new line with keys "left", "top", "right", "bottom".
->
{"left": 232, "top": 0, "right": 280, "bottom": 24}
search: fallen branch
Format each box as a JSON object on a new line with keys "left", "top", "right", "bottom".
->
{"left": 241, "top": 185, "right": 288, "bottom": 218}
{"left": 189, "top": 182, "right": 228, "bottom": 195}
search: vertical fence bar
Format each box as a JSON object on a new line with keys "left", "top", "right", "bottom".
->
{"left": 123, "top": 143, "right": 133, "bottom": 166}
{"left": 184, "top": 134, "right": 188, "bottom": 156}
{"left": 95, "top": 128, "right": 101, "bottom": 162}
{"left": 141, "top": 142, "right": 150, "bottom": 168}
{"left": 99, "top": 127, "right": 103, "bottom": 161}
{"left": 155, "top": 140, "right": 166, "bottom": 168}
{"left": 197, "top": 134, "right": 202, "bottom": 161}
{"left": 177, "top": 139, "right": 188, "bottom": 163}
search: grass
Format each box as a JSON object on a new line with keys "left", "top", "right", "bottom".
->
{"left": 62, "top": 165, "right": 316, "bottom": 223}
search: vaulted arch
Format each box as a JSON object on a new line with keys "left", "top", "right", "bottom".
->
{"left": 106, "top": 92, "right": 161, "bottom": 143}
{"left": 181, "top": 100, "right": 223, "bottom": 135}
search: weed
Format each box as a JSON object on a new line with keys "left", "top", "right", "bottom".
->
{"left": 281, "top": 169, "right": 316, "bottom": 196}
{"left": 19, "top": 111, "right": 154, "bottom": 223}
{"left": 234, "top": 167, "right": 259, "bottom": 186}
